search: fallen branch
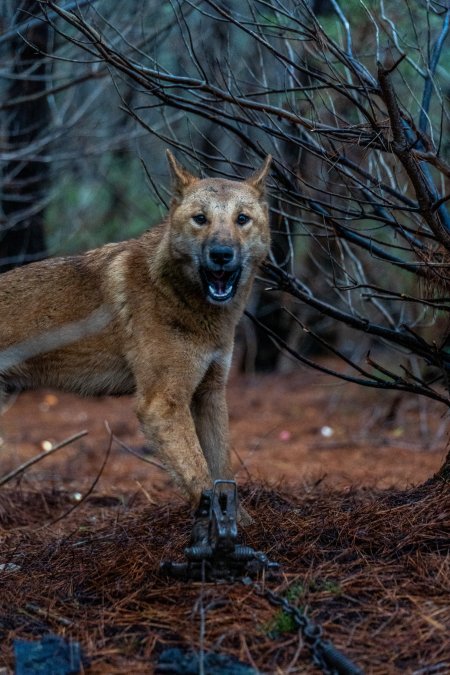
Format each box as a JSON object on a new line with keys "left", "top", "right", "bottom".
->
{"left": 106, "top": 421, "right": 166, "bottom": 471}
{"left": 0, "top": 430, "right": 88, "bottom": 488}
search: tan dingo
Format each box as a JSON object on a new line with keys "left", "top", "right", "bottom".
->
{"left": 0, "top": 152, "right": 272, "bottom": 521}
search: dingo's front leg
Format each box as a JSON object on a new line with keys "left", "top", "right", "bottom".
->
{"left": 136, "top": 392, "right": 212, "bottom": 507}
{"left": 192, "top": 363, "right": 253, "bottom": 526}
{"left": 191, "top": 365, "right": 232, "bottom": 482}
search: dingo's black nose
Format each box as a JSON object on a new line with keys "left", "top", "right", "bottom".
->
{"left": 208, "top": 245, "right": 235, "bottom": 267}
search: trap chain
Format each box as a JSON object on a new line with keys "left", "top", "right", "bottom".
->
{"left": 161, "top": 480, "right": 363, "bottom": 675}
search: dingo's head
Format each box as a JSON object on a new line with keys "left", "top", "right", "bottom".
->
{"left": 166, "top": 151, "right": 271, "bottom": 305}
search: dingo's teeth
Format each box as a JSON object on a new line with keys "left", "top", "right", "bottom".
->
{"left": 201, "top": 267, "right": 241, "bottom": 303}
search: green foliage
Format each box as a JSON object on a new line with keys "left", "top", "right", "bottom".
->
{"left": 284, "top": 581, "right": 305, "bottom": 602}
{"left": 262, "top": 578, "right": 342, "bottom": 637}
{"left": 317, "top": 579, "right": 342, "bottom": 596}
{"left": 45, "top": 154, "right": 161, "bottom": 255}
{"left": 263, "top": 608, "right": 298, "bottom": 638}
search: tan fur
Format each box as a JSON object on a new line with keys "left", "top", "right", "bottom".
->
{"left": 0, "top": 153, "right": 271, "bottom": 520}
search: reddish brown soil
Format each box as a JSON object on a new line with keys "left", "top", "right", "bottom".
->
{"left": 1, "top": 366, "right": 447, "bottom": 496}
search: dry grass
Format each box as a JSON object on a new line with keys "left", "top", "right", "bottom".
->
{"left": 0, "top": 478, "right": 449, "bottom": 674}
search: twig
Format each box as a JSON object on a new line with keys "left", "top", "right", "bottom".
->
{"left": 24, "top": 602, "right": 73, "bottom": 627}
{"left": 231, "top": 445, "right": 252, "bottom": 481}
{"left": 378, "top": 61, "right": 450, "bottom": 247}
{"left": 245, "top": 307, "right": 450, "bottom": 406}
{"left": 260, "top": 262, "right": 448, "bottom": 370}
{"left": 41, "top": 426, "right": 113, "bottom": 527}
{"left": 0, "top": 430, "right": 88, "bottom": 488}
{"left": 108, "top": 424, "right": 166, "bottom": 471}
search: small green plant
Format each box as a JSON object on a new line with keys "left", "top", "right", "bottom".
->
{"left": 263, "top": 609, "right": 297, "bottom": 638}
{"left": 319, "top": 580, "right": 342, "bottom": 596}
{"left": 262, "top": 578, "right": 343, "bottom": 637}
{"left": 262, "top": 582, "right": 306, "bottom": 637}
{"left": 284, "top": 582, "right": 305, "bottom": 602}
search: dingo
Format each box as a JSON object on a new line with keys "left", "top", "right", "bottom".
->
{"left": 0, "top": 152, "right": 271, "bottom": 521}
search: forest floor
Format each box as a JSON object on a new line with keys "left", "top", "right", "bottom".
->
{"left": 0, "top": 363, "right": 449, "bottom": 673}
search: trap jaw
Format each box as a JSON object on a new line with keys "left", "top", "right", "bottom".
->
{"left": 161, "top": 479, "right": 279, "bottom": 581}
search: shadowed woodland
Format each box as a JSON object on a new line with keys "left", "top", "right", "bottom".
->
{"left": 1, "top": 1, "right": 450, "bottom": 673}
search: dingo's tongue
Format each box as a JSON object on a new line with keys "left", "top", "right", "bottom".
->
{"left": 216, "top": 279, "right": 226, "bottom": 294}
{"left": 210, "top": 272, "right": 227, "bottom": 295}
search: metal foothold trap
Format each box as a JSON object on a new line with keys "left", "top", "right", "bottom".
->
{"left": 160, "top": 480, "right": 280, "bottom": 582}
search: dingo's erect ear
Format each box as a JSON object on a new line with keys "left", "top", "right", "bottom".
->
{"left": 166, "top": 150, "right": 198, "bottom": 198}
{"left": 246, "top": 155, "right": 272, "bottom": 195}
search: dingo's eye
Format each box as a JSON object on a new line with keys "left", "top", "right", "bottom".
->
{"left": 237, "top": 213, "right": 250, "bottom": 226}
{"left": 193, "top": 214, "right": 207, "bottom": 225}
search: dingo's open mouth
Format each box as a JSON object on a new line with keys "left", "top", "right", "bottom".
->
{"left": 200, "top": 267, "right": 242, "bottom": 303}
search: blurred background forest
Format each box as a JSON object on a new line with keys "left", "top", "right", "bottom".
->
{"left": 1, "top": 0, "right": 450, "bottom": 454}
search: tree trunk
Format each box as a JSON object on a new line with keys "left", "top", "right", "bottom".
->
{"left": 0, "top": 0, "right": 49, "bottom": 272}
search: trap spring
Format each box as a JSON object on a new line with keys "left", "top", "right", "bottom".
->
{"left": 160, "top": 480, "right": 279, "bottom": 581}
